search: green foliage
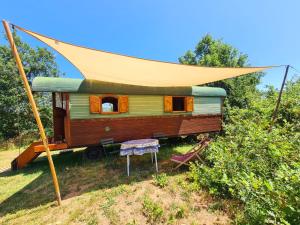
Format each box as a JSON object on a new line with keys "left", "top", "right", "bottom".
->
{"left": 189, "top": 80, "right": 300, "bottom": 224}
{"left": 142, "top": 196, "right": 165, "bottom": 224}
{"left": 0, "top": 31, "right": 62, "bottom": 140}
{"left": 174, "top": 205, "right": 186, "bottom": 219}
{"left": 152, "top": 173, "right": 168, "bottom": 188}
{"left": 179, "top": 34, "right": 262, "bottom": 109}
{"left": 179, "top": 34, "right": 247, "bottom": 67}
{"left": 167, "top": 204, "right": 187, "bottom": 224}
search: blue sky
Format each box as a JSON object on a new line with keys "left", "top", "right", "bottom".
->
{"left": 1, "top": 0, "right": 299, "bottom": 88}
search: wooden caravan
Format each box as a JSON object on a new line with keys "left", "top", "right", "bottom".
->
{"left": 12, "top": 77, "right": 226, "bottom": 169}
{"left": 35, "top": 77, "right": 226, "bottom": 147}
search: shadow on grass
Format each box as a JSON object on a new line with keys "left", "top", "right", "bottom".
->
{"left": 0, "top": 140, "right": 194, "bottom": 217}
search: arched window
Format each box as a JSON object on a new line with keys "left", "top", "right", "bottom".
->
{"left": 89, "top": 95, "right": 128, "bottom": 114}
{"left": 102, "top": 96, "right": 118, "bottom": 113}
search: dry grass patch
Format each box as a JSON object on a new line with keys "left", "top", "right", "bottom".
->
{"left": 0, "top": 143, "right": 231, "bottom": 225}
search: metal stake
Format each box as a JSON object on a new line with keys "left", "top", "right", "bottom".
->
{"left": 269, "top": 65, "right": 290, "bottom": 131}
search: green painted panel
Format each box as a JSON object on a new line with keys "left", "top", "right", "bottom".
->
{"left": 69, "top": 94, "right": 124, "bottom": 119}
{"left": 128, "top": 95, "right": 164, "bottom": 116}
{"left": 70, "top": 94, "right": 222, "bottom": 119}
{"left": 69, "top": 94, "right": 190, "bottom": 119}
{"left": 193, "top": 97, "right": 221, "bottom": 115}
{"left": 32, "top": 77, "right": 226, "bottom": 97}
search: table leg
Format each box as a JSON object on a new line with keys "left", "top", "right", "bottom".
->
{"left": 151, "top": 152, "right": 153, "bottom": 164}
{"left": 127, "top": 155, "right": 130, "bottom": 176}
{"left": 154, "top": 152, "right": 158, "bottom": 172}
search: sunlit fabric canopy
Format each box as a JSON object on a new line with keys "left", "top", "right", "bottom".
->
{"left": 15, "top": 24, "right": 273, "bottom": 87}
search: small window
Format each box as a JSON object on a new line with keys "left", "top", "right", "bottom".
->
{"left": 102, "top": 96, "right": 118, "bottom": 113}
{"left": 89, "top": 95, "right": 128, "bottom": 114}
{"left": 172, "top": 97, "right": 185, "bottom": 111}
{"left": 164, "top": 96, "right": 194, "bottom": 112}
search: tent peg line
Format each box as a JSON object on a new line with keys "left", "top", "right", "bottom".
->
{"left": 2, "top": 20, "right": 62, "bottom": 206}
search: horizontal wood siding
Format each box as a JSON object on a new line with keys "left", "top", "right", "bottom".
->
{"left": 69, "top": 94, "right": 190, "bottom": 119}
{"left": 69, "top": 115, "right": 222, "bottom": 147}
{"left": 193, "top": 97, "right": 221, "bottom": 115}
{"left": 128, "top": 95, "right": 164, "bottom": 116}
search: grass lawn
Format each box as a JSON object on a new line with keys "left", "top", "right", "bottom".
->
{"left": 0, "top": 141, "right": 231, "bottom": 225}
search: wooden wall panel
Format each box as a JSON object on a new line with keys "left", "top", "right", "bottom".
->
{"left": 118, "top": 96, "right": 129, "bottom": 113}
{"left": 164, "top": 96, "right": 173, "bottom": 112}
{"left": 69, "top": 115, "right": 222, "bottom": 147}
{"left": 89, "top": 95, "right": 101, "bottom": 113}
{"left": 185, "top": 96, "right": 194, "bottom": 112}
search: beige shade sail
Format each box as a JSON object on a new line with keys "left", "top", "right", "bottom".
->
{"left": 15, "top": 24, "right": 273, "bottom": 87}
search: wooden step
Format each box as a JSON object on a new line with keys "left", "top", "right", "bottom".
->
{"left": 33, "top": 143, "right": 68, "bottom": 153}
{"left": 12, "top": 141, "right": 41, "bottom": 170}
{"left": 11, "top": 141, "right": 68, "bottom": 170}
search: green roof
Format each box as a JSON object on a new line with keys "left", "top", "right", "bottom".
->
{"left": 32, "top": 77, "right": 227, "bottom": 97}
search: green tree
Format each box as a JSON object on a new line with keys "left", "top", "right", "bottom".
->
{"left": 189, "top": 79, "right": 300, "bottom": 224}
{"left": 179, "top": 34, "right": 262, "bottom": 108}
{"left": 0, "top": 32, "right": 62, "bottom": 140}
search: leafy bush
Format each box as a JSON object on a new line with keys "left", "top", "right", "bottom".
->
{"left": 189, "top": 80, "right": 300, "bottom": 224}
{"left": 152, "top": 173, "right": 168, "bottom": 188}
{"left": 142, "top": 196, "right": 164, "bottom": 224}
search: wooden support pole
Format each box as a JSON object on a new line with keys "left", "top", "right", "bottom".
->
{"left": 2, "top": 20, "right": 62, "bottom": 206}
{"left": 269, "top": 65, "right": 290, "bottom": 132}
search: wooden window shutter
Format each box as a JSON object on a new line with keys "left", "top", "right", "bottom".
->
{"left": 185, "top": 96, "right": 194, "bottom": 112}
{"left": 89, "top": 96, "right": 101, "bottom": 113}
{"left": 164, "top": 96, "right": 173, "bottom": 112}
{"left": 119, "top": 96, "right": 129, "bottom": 113}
